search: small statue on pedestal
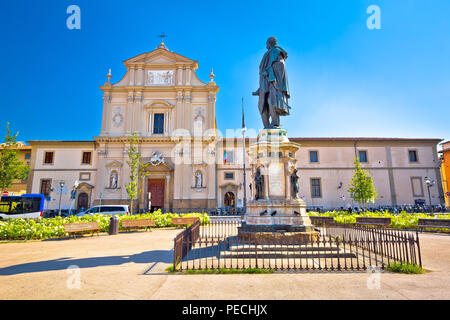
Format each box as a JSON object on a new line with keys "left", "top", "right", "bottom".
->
{"left": 254, "top": 168, "right": 264, "bottom": 200}
{"left": 290, "top": 168, "right": 299, "bottom": 199}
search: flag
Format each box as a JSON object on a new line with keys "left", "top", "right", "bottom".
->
{"left": 242, "top": 97, "right": 246, "bottom": 129}
{"left": 224, "top": 150, "right": 228, "bottom": 164}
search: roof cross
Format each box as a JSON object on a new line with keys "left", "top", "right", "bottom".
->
{"left": 158, "top": 32, "right": 168, "bottom": 43}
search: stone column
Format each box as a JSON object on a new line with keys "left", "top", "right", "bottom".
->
{"left": 133, "top": 93, "right": 143, "bottom": 135}
{"left": 129, "top": 67, "right": 135, "bottom": 86}
{"left": 137, "top": 66, "right": 144, "bottom": 86}
{"left": 184, "top": 91, "right": 192, "bottom": 133}
{"left": 101, "top": 95, "right": 112, "bottom": 136}
{"left": 165, "top": 174, "right": 171, "bottom": 209}
{"left": 177, "top": 66, "right": 183, "bottom": 85}
{"left": 126, "top": 94, "right": 134, "bottom": 135}
{"left": 186, "top": 67, "right": 191, "bottom": 86}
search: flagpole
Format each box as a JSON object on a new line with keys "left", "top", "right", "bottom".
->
{"left": 242, "top": 98, "right": 247, "bottom": 212}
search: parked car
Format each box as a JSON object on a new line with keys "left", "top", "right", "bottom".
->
{"left": 76, "top": 205, "right": 130, "bottom": 216}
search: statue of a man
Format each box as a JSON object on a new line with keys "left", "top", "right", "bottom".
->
{"left": 253, "top": 37, "right": 291, "bottom": 129}
{"left": 254, "top": 168, "right": 264, "bottom": 200}
{"left": 290, "top": 169, "right": 299, "bottom": 199}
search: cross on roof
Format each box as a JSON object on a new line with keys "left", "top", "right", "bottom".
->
{"left": 158, "top": 32, "right": 168, "bottom": 43}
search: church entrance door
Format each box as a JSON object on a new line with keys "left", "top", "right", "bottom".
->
{"left": 224, "top": 192, "right": 236, "bottom": 214}
{"left": 148, "top": 179, "right": 165, "bottom": 211}
{"left": 77, "top": 192, "right": 89, "bottom": 211}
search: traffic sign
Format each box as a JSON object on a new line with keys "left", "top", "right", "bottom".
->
{"left": 1, "top": 191, "right": 9, "bottom": 196}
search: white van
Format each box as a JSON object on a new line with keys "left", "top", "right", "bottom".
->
{"left": 76, "top": 205, "right": 130, "bottom": 216}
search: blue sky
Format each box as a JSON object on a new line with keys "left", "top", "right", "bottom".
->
{"left": 0, "top": 0, "right": 449, "bottom": 143}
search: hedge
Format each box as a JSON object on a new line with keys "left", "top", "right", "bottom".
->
{"left": 0, "top": 209, "right": 210, "bottom": 241}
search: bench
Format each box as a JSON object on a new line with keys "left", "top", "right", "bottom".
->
{"left": 417, "top": 218, "right": 450, "bottom": 232}
{"left": 64, "top": 222, "right": 101, "bottom": 238}
{"left": 310, "top": 216, "right": 335, "bottom": 226}
{"left": 121, "top": 219, "right": 156, "bottom": 232}
{"left": 172, "top": 217, "right": 200, "bottom": 228}
{"left": 355, "top": 217, "right": 391, "bottom": 227}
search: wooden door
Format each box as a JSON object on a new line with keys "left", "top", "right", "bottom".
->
{"left": 77, "top": 193, "right": 89, "bottom": 211}
{"left": 148, "top": 179, "right": 165, "bottom": 209}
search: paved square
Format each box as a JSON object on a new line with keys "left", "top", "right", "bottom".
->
{"left": 0, "top": 230, "right": 449, "bottom": 300}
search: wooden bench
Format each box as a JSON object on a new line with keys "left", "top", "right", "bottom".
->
{"left": 310, "top": 216, "right": 334, "bottom": 225}
{"left": 355, "top": 217, "right": 391, "bottom": 227}
{"left": 172, "top": 217, "right": 200, "bottom": 228}
{"left": 64, "top": 222, "right": 101, "bottom": 238}
{"left": 121, "top": 219, "right": 156, "bottom": 232}
{"left": 417, "top": 218, "right": 450, "bottom": 232}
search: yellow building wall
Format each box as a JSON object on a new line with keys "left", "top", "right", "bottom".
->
{"left": 442, "top": 149, "right": 450, "bottom": 208}
{"left": 0, "top": 146, "right": 31, "bottom": 196}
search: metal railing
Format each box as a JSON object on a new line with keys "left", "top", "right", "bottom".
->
{"left": 173, "top": 221, "right": 422, "bottom": 272}
{"left": 173, "top": 220, "right": 200, "bottom": 267}
{"left": 161, "top": 207, "right": 246, "bottom": 216}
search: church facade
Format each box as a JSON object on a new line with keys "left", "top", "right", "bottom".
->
{"left": 26, "top": 43, "right": 445, "bottom": 212}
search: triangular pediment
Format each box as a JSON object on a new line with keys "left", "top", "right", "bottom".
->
{"left": 124, "top": 48, "right": 197, "bottom": 68}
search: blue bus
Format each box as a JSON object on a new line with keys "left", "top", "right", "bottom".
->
{"left": 0, "top": 194, "right": 45, "bottom": 219}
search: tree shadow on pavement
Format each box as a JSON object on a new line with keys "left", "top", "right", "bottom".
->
{"left": 0, "top": 250, "right": 173, "bottom": 276}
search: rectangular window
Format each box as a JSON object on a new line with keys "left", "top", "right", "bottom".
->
{"left": 359, "top": 151, "right": 368, "bottom": 163}
{"left": 25, "top": 153, "right": 31, "bottom": 160}
{"left": 40, "top": 179, "right": 52, "bottom": 197}
{"left": 82, "top": 152, "right": 92, "bottom": 165}
{"left": 409, "top": 150, "right": 418, "bottom": 163}
{"left": 224, "top": 172, "right": 234, "bottom": 180}
{"left": 309, "top": 151, "right": 318, "bottom": 163}
{"left": 79, "top": 172, "right": 91, "bottom": 181}
{"left": 411, "top": 177, "right": 424, "bottom": 197}
{"left": 44, "top": 152, "right": 54, "bottom": 164}
{"left": 311, "top": 178, "right": 322, "bottom": 198}
{"left": 153, "top": 113, "right": 164, "bottom": 134}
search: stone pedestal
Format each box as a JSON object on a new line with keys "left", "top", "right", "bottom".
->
{"left": 238, "top": 128, "right": 319, "bottom": 243}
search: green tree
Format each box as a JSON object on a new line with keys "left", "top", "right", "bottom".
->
{"left": 0, "top": 123, "right": 29, "bottom": 194}
{"left": 348, "top": 158, "right": 378, "bottom": 208}
{"left": 124, "top": 132, "right": 150, "bottom": 214}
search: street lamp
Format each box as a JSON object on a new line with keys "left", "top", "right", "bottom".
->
{"left": 424, "top": 176, "right": 435, "bottom": 209}
{"left": 58, "top": 180, "right": 65, "bottom": 217}
{"left": 241, "top": 98, "right": 247, "bottom": 212}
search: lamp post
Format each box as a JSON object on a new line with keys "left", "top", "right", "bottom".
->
{"left": 58, "top": 180, "right": 65, "bottom": 217}
{"left": 424, "top": 176, "right": 435, "bottom": 210}
{"left": 241, "top": 98, "right": 247, "bottom": 212}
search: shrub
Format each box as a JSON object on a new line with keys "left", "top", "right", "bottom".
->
{"left": 0, "top": 209, "right": 210, "bottom": 241}
{"left": 308, "top": 210, "right": 450, "bottom": 229}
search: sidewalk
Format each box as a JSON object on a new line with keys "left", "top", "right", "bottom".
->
{"left": 0, "top": 230, "right": 448, "bottom": 299}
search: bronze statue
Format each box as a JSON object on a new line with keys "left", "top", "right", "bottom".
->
{"left": 253, "top": 37, "right": 291, "bottom": 129}
{"left": 254, "top": 168, "right": 264, "bottom": 200}
{"left": 290, "top": 168, "right": 299, "bottom": 199}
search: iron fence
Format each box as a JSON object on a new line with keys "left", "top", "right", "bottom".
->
{"left": 173, "top": 220, "right": 200, "bottom": 267}
{"left": 161, "top": 207, "right": 245, "bottom": 216}
{"left": 173, "top": 221, "right": 422, "bottom": 272}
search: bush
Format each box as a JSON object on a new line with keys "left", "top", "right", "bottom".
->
{"left": 0, "top": 209, "right": 210, "bottom": 241}
{"left": 308, "top": 210, "right": 450, "bottom": 229}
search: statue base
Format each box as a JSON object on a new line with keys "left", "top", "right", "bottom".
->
{"left": 240, "top": 128, "right": 319, "bottom": 244}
